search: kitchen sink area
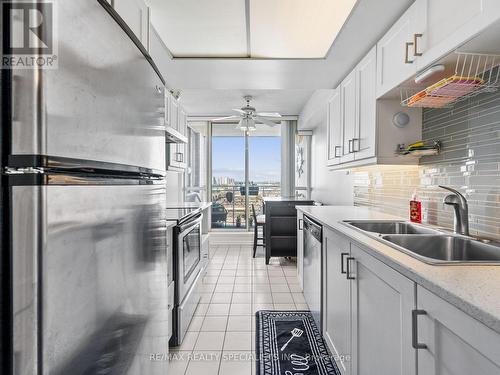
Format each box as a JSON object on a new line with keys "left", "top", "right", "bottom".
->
{"left": 344, "top": 220, "right": 442, "bottom": 235}
{"left": 342, "top": 220, "right": 500, "bottom": 265}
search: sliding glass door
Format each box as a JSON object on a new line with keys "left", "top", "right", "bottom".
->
{"left": 210, "top": 123, "right": 281, "bottom": 230}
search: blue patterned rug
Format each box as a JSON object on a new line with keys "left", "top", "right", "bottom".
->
{"left": 255, "top": 311, "right": 341, "bottom": 375}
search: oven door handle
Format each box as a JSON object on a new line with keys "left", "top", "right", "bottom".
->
{"left": 178, "top": 213, "right": 203, "bottom": 233}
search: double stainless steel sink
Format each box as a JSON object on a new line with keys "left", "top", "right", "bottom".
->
{"left": 342, "top": 220, "right": 500, "bottom": 265}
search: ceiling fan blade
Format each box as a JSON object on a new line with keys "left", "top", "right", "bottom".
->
{"left": 211, "top": 115, "right": 241, "bottom": 121}
{"left": 256, "top": 112, "right": 282, "bottom": 118}
{"left": 232, "top": 109, "right": 247, "bottom": 115}
{"left": 254, "top": 116, "right": 280, "bottom": 127}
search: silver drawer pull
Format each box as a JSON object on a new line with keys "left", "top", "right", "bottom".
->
{"left": 334, "top": 145, "right": 342, "bottom": 158}
{"left": 413, "top": 33, "right": 423, "bottom": 57}
{"left": 405, "top": 42, "right": 414, "bottom": 64}
{"left": 412, "top": 309, "right": 428, "bottom": 349}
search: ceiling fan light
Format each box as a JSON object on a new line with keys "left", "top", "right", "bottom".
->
{"left": 237, "top": 117, "right": 256, "bottom": 131}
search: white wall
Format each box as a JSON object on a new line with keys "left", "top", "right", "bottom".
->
{"left": 299, "top": 90, "right": 354, "bottom": 206}
{"left": 165, "top": 171, "right": 184, "bottom": 204}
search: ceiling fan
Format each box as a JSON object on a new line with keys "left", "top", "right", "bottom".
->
{"left": 211, "top": 96, "right": 282, "bottom": 131}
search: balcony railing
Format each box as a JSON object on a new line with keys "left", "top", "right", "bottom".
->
{"left": 211, "top": 184, "right": 281, "bottom": 229}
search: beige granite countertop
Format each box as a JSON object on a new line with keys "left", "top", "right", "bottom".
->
{"left": 297, "top": 205, "right": 500, "bottom": 334}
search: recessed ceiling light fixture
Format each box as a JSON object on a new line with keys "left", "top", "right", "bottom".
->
{"left": 148, "top": 0, "right": 357, "bottom": 59}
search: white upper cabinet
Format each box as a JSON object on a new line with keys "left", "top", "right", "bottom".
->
{"left": 376, "top": 0, "right": 500, "bottom": 98}
{"left": 327, "top": 89, "right": 343, "bottom": 166}
{"left": 170, "top": 96, "right": 179, "bottom": 132}
{"left": 166, "top": 97, "right": 188, "bottom": 170}
{"left": 354, "top": 46, "right": 377, "bottom": 161}
{"left": 340, "top": 70, "right": 357, "bottom": 164}
{"left": 417, "top": 285, "right": 500, "bottom": 375}
{"left": 416, "top": 0, "right": 500, "bottom": 71}
{"left": 328, "top": 47, "right": 402, "bottom": 169}
{"left": 376, "top": 1, "right": 424, "bottom": 98}
{"left": 113, "top": 0, "right": 150, "bottom": 51}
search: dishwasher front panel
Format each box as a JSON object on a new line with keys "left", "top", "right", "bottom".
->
{"left": 303, "top": 216, "right": 323, "bottom": 329}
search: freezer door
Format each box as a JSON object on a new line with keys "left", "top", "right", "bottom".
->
{"left": 9, "top": 0, "right": 165, "bottom": 171}
{"left": 11, "top": 183, "right": 169, "bottom": 375}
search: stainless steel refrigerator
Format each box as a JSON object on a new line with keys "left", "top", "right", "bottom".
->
{"left": 1, "top": 1, "right": 169, "bottom": 374}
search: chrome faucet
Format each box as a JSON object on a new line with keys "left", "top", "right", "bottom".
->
{"left": 439, "top": 185, "right": 469, "bottom": 236}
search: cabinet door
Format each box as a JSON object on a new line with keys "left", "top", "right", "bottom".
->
{"left": 327, "top": 89, "right": 343, "bottom": 166}
{"left": 296, "top": 211, "right": 304, "bottom": 289}
{"left": 164, "top": 92, "right": 172, "bottom": 128}
{"left": 323, "top": 228, "right": 351, "bottom": 374}
{"left": 350, "top": 244, "right": 416, "bottom": 375}
{"left": 417, "top": 286, "right": 500, "bottom": 375}
{"left": 168, "top": 143, "right": 179, "bottom": 169}
{"left": 114, "top": 0, "right": 150, "bottom": 50}
{"left": 177, "top": 109, "right": 188, "bottom": 169}
{"left": 376, "top": 2, "right": 419, "bottom": 98}
{"left": 179, "top": 108, "right": 187, "bottom": 136}
{"left": 341, "top": 71, "right": 356, "bottom": 163}
{"left": 416, "top": 0, "right": 500, "bottom": 71}
{"left": 354, "top": 46, "right": 377, "bottom": 161}
{"left": 170, "top": 97, "right": 179, "bottom": 131}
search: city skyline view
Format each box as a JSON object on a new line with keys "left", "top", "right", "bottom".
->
{"left": 212, "top": 136, "right": 281, "bottom": 184}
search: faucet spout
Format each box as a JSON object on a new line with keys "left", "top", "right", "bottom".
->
{"left": 439, "top": 185, "right": 469, "bottom": 236}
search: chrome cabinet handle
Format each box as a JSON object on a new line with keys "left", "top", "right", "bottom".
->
{"left": 175, "top": 152, "right": 183, "bottom": 162}
{"left": 413, "top": 33, "right": 423, "bottom": 57}
{"left": 346, "top": 257, "right": 355, "bottom": 280}
{"left": 298, "top": 219, "right": 303, "bottom": 230}
{"left": 348, "top": 139, "right": 353, "bottom": 153}
{"left": 334, "top": 145, "right": 342, "bottom": 158}
{"left": 352, "top": 138, "right": 359, "bottom": 152}
{"left": 341, "top": 252, "right": 349, "bottom": 274}
{"left": 405, "top": 42, "right": 414, "bottom": 64}
{"left": 412, "top": 309, "right": 428, "bottom": 349}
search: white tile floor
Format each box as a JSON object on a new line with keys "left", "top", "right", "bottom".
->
{"left": 169, "top": 243, "right": 308, "bottom": 375}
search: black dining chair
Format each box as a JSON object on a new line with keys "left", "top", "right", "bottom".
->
{"left": 252, "top": 204, "right": 265, "bottom": 257}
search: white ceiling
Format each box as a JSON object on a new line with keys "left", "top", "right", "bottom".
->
{"left": 179, "top": 89, "right": 314, "bottom": 116}
{"left": 146, "top": 0, "right": 414, "bottom": 116}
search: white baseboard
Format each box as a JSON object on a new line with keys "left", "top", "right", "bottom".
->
{"left": 209, "top": 231, "right": 253, "bottom": 245}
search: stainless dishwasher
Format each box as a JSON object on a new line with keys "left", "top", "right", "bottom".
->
{"left": 303, "top": 215, "right": 323, "bottom": 329}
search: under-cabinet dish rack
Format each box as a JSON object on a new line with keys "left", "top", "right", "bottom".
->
{"left": 401, "top": 52, "right": 500, "bottom": 108}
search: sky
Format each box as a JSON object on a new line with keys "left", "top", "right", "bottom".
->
{"left": 212, "top": 136, "right": 281, "bottom": 183}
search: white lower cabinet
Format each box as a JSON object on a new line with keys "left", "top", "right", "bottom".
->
{"left": 297, "top": 211, "right": 304, "bottom": 289}
{"left": 322, "top": 229, "right": 500, "bottom": 375}
{"left": 350, "top": 244, "right": 416, "bottom": 375}
{"left": 324, "top": 229, "right": 415, "bottom": 375}
{"left": 323, "top": 228, "right": 351, "bottom": 374}
{"left": 417, "top": 285, "right": 500, "bottom": 375}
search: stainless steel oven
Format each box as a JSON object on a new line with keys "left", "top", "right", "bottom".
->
{"left": 170, "top": 213, "right": 203, "bottom": 346}
{"left": 177, "top": 214, "right": 202, "bottom": 301}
